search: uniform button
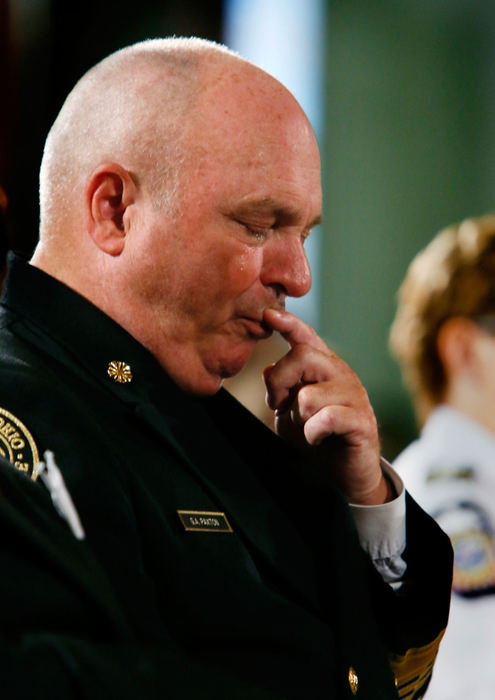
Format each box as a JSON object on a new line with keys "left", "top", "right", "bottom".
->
{"left": 348, "top": 666, "right": 358, "bottom": 695}
{"left": 107, "top": 360, "right": 133, "bottom": 383}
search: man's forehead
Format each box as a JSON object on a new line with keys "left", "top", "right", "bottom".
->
{"left": 187, "top": 63, "right": 321, "bottom": 217}
{"left": 198, "top": 60, "right": 311, "bottom": 137}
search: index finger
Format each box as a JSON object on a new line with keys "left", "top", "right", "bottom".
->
{"left": 263, "top": 309, "right": 328, "bottom": 353}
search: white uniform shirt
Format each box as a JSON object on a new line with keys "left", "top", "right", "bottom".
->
{"left": 394, "top": 405, "right": 495, "bottom": 700}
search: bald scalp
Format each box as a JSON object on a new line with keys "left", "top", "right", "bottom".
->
{"left": 38, "top": 38, "right": 243, "bottom": 239}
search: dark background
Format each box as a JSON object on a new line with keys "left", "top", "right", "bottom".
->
{"left": 1, "top": 0, "right": 223, "bottom": 254}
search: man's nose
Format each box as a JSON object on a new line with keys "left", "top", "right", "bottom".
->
{"left": 260, "top": 236, "right": 311, "bottom": 298}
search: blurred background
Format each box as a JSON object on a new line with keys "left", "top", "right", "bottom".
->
{"left": 1, "top": 0, "right": 494, "bottom": 457}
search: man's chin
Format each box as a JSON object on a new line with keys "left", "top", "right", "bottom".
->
{"left": 181, "top": 357, "right": 250, "bottom": 397}
{"left": 217, "top": 343, "right": 258, "bottom": 381}
{"left": 160, "top": 340, "right": 258, "bottom": 397}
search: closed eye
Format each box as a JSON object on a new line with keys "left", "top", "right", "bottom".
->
{"left": 238, "top": 221, "right": 270, "bottom": 243}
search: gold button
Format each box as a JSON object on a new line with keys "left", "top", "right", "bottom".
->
{"left": 348, "top": 666, "right": 358, "bottom": 695}
{"left": 107, "top": 360, "right": 133, "bottom": 384}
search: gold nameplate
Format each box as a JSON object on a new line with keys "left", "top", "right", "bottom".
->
{"left": 178, "top": 510, "right": 233, "bottom": 533}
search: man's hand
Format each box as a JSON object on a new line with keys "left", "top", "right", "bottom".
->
{"left": 262, "top": 309, "right": 391, "bottom": 505}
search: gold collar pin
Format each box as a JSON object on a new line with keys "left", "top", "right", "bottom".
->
{"left": 107, "top": 361, "right": 133, "bottom": 384}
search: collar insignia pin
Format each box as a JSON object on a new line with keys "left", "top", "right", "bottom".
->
{"left": 107, "top": 360, "right": 133, "bottom": 384}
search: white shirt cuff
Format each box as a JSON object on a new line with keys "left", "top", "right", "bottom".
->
{"left": 349, "top": 459, "right": 406, "bottom": 585}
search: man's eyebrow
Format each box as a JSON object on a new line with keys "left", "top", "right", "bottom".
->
{"left": 235, "top": 197, "right": 322, "bottom": 228}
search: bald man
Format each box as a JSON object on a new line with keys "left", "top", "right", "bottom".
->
{"left": 0, "top": 38, "right": 451, "bottom": 698}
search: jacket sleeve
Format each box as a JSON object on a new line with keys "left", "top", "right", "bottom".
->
{"left": 376, "top": 493, "right": 453, "bottom": 699}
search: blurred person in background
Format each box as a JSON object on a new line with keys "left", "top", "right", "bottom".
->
{"left": 390, "top": 214, "right": 495, "bottom": 700}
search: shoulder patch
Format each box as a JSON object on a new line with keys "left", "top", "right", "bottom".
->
{"left": 436, "top": 501, "right": 495, "bottom": 596}
{"left": 452, "top": 529, "right": 495, "bottom": 595}
{"left": 0, "top": 407, "right": 39, "bottom": 480}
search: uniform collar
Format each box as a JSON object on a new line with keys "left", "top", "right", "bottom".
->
{"left": 1, "top": 253, "right": 184, "bottom": 409}
{"left": 422, "top": 404, "right": 495, "bottom": 464}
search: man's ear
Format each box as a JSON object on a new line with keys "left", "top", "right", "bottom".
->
{"left": 436, "top": 317, "right": 478, "bottom": 378}
{"left": 86, "top": 164, "right": 136, "bottom": 256}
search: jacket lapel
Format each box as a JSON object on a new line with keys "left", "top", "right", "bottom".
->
{"left": 0, "top": 466, "right": 133, "bottom": 639}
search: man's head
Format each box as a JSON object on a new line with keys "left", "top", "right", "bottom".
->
{"left": 33, "top": 38, "right": 322, "bottom": 395}
{"left": 390, "top": 215, "right": 495, "bottom": 428}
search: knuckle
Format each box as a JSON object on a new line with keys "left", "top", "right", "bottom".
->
{"left": 263, "top": 363, "right": 283, "bottom": 391}
{"left": 297, "top": 384, "right": 313, "bottom": 410}
{"left": 321, "top": 404, "right": 336, "bottom": 426}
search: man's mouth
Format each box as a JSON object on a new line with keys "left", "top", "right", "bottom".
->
{"left": 239, "top": 316, "right": 273, "bottom": 339}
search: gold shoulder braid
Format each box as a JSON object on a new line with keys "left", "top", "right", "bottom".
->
{"left": 0, "top": 407, "right": 39, "bottom": 480}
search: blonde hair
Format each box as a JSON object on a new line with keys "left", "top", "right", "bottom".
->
{"left": 390, "top": 215, "right": 495, "bottom": 425}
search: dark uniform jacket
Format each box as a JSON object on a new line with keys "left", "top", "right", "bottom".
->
{"left": 0, "top": 457, "right": 281, "bottom": 699}
{"left": 0, "top": 255, "right": 452, "bottom": 699}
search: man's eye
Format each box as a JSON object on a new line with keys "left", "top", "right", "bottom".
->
{"left": 240, "top": 223, "right": 269, "bottom": 242}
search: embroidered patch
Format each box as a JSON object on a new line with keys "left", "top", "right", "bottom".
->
{"left": 0, "top": 407, "right": 39, "bottom": 480}
{"left": 452, "top": 529, "right": 495, "bottom": 595}
{"left": 177, "top": 510, "right": 233, "bottom": 533}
